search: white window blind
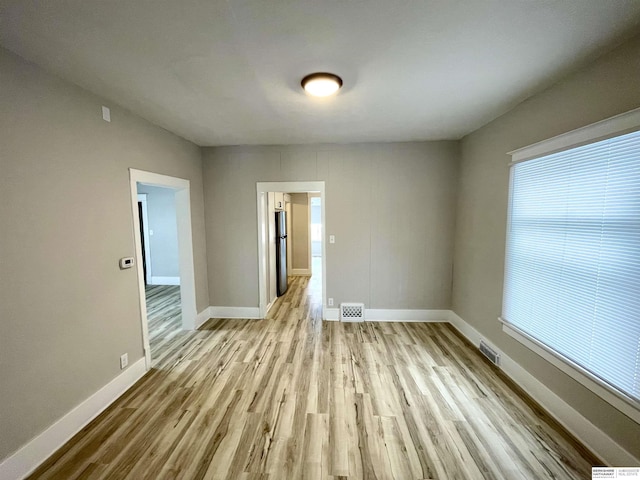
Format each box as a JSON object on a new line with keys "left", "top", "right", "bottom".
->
{"left": 502, "top": 129, "right": 640, "bottom": 407}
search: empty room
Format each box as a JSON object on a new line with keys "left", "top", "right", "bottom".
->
{"left": 1, "top": 1, "right": 640, "bottom": 479}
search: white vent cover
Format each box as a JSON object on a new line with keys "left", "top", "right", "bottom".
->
{"left": 340, "top": 303, "right": 365, "bottom": 322}
{"left": 479, "top": 340, "right": 500, "bottom": 366}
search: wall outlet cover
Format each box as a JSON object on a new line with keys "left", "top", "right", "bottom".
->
{"left": 120, "top": 353, "right": 128, "bottom": 369}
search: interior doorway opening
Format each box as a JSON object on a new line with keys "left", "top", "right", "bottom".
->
{"left": 256, "top": 182, "right": 326, "bottom": 320}
{"left": 129, "top": 169, "right": 197, "bottom": 370}
{"left": 309, "top": 194, "right": 323, "bottom": 299}
{"left": 136, "top": 184, "right": 182, "bottom": 366}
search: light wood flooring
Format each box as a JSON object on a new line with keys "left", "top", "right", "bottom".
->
{"left": 29, "top": 273, "right": 599, "bottom": 479}
{"left": 145, "top": 284, "right": 183, "bottom": 367}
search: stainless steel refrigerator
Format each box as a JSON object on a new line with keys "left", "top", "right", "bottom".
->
{"left": 275, "top": 210, "right": 288, "bottom": 296}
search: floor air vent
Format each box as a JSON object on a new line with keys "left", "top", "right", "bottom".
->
{"left": 340, "top": 303, "right": 365, "bottom": 322}
{"left": 479, "top": 340, "right": 500, "bottom": 366}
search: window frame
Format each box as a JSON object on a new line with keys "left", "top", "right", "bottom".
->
{"left": 501, "top": 107, "right": 640, "bottom": 425}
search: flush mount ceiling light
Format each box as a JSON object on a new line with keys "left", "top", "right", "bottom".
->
{"left": 301, "top": 72, "right": 343, "bottom": 97}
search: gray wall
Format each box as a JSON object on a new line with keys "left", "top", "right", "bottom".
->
{"left": 290, "top": 193, "right": 310, "bottom": 270}
{"left": 5, "top": 27, "right": 637, "bottom": 467}
{"left": 452, "top": 34, "right": 640, "bottom": 458}
{"left": 203, "top": 142, "right": 459, "bottom": 309}
{"left": 0, "top": 47, "right": 209, "bottom": 461}
{"left": 137, "top": 184, "right": 180, "bottom": 280}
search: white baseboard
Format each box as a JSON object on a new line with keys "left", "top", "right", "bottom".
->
{"left": 366, "top": 309, "right": 450, "bottom": 322}
{"left": 447, "top": 311, "right": 639, "bottom": 466}
{"left": 324, "top": 307, "right": 339, "bottom": 321}
{"left": 324, "top": 308, "right": 450, "bottom": 323}
{"left": 194, "top": 307, "right": 211, "bottom": 329}
{"left": 208, "top": 306, "right": 261, "bottom": 319}
{"left": 150, "top": 276, "right": 180, "bottom": 285}
{"left": 448, "top": 311, "right": 483, "bottom": 345}
{"left": 289, "top": 269, "right": 311, "bottom": 276}
{"left": 265, "top": 299, "right": 276, "bottom": 315}
{"left": 8, "top": 308, "right": 634, "bottom": 478}
{"left": 0, "top": 358, "right": 147, "bottom": 480}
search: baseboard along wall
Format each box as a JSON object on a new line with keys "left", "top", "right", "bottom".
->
{"left": 447, "top": 311, "right": 639, "bottom": 467}
{"left": 4, "top": 307, "right": 636, "bottom": 479}
{"left": 208, "top": 306, "right": 261, "bottom": 320}
{"left": 0, "top": 358, "right": 147, "bottom": 480}
{"left": 327, "top": 306, "right": 638, "bottom": 465}
{"left": 194, "top": 308, "right": 212, "bottom": 329}
{"left": 324, "top": 308, "right": 450, "bottom": 322}
{"left": 149, "top": 276, "right": 180, "bottom": 285}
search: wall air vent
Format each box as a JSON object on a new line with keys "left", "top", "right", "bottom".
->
{"left": 340, "top": 303, "right": 365, "bottom": 322}
{"left": 479, "top": 340, "right": 500, "bottom": 366}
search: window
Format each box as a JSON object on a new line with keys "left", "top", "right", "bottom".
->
{"left": 502, "top": 111, "right": 640, "bottom": 421}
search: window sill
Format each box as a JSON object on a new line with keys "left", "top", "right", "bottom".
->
{"left": 500, "top": 319, "right": 640, "bottom": 425}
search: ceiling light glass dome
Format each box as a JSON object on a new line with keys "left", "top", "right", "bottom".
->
{"left": 301, "top": 73, "right": 343, "bottom": 97}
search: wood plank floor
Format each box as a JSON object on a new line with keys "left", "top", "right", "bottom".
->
{"left": 145, "top": 285, "right": 184, "bottom": 367}
{"left": 29, "top": 274, "right": 599, "bottom": 479}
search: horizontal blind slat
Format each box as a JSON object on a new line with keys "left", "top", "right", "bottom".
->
{"left": 504, "top": 128, "right": 640, "bottom": 403}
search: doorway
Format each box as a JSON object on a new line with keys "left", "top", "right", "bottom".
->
{"left": 136, "top": 184, "right": 182, "bottom": 365}
{"left": 309, "top": 194, "right": 323, "bottom": 300}
{"left": 129, "top": 169, "right": 197, "bottom": 370}
{"left": 256, "top": 181, "right": 326, "bottom": 319}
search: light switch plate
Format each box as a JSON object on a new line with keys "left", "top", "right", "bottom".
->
{"left": 102, "top": 106, "right": 111, "bottom": 122}
{"left": 329, "top": 235, "right": 335, "bottom": 244}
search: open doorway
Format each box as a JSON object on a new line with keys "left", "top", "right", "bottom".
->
{"left": 129, "top": 169, "right": 197, "bottom": 370}
{"left": 309, "top": 194, "right": 322, "bottom": 300}
{"left": 136, "top": 184, "right": 181, "bottom": 366}
{"left": 256, "top": 181, "right": 326, "bottom": 319}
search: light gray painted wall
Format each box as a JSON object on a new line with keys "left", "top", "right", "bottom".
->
{"left": 290, "top": 193, "right": 310, "bottom": 270}
{"left": 202, "top": 142, "right": 459, "bottom": 309}
{"left": 0, "top": 47, "right": 209, "bottom": 461}
{"left": 452, "top": 33, "right": 640, "bottom": 458}
{"left": 137, "top": 184, "right": 180, "bottom": 279}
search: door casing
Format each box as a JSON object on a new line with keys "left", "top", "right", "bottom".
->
{"left": 129, "top": 169, "right": 197, "bottom": 370}
{"left": 256, "top": 181, "right": 326, "bottom": 319}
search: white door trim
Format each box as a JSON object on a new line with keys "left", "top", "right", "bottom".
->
{"left": 136, "top": 193, "right": 152, "bottom": 285}
{"left": 306, "top": 193, "right": 312, "bottom": 273}
{"left": 130, "top": 169, "right": 197, "bottom": 370}
{"left": 256, "top": 181, "right": 326, "bottom": 319}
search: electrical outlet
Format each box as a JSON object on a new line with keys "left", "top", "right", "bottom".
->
{"left": 120, "top": 353, "right": 128, "bottom": 369}
{"left": 328, "top": 298, "right": 334, "bottom": 306}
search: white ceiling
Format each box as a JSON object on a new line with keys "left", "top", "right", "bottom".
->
{"left": 1, "top": 1, "right": 639, "bottom": 146}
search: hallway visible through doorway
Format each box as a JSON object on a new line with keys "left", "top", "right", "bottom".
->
{"left": 256, "top": 182, "right": 326, "bottom": 320}
{"left": 145, "top": 285, "right": 182, "bottom": 367}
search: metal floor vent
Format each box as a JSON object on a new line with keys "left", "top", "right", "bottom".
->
{"left": 479, "top": 340, "right": 500, "bottom": 366}
{"left": 340, "top": 303, "right": 365, "bottom": 322}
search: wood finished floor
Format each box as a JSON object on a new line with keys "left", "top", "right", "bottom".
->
{"left": 145, "top": 284, "right": 183, "bottom": 368}
{"left": 29, "top": 274, "right": 599, "bottom": 479}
